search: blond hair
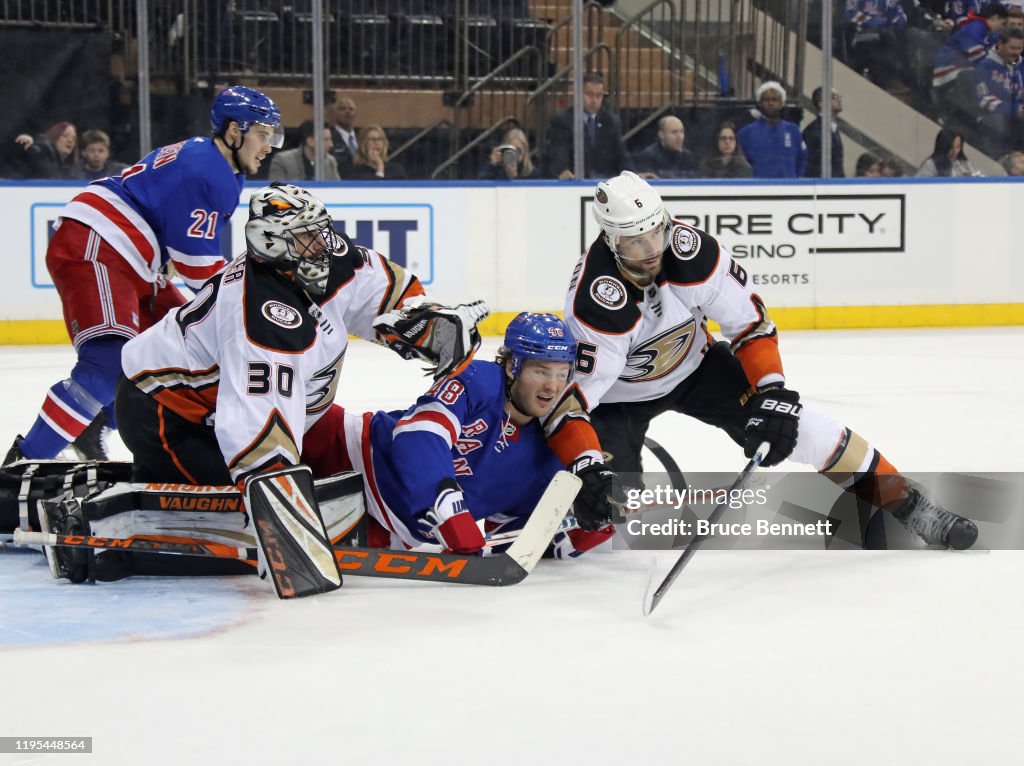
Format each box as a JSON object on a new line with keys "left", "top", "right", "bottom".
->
{"left": 501, "top": 127, "right": 534, "bottom": 177}
{"left": 354, "top": 124, "right": 389, "bottom": 168}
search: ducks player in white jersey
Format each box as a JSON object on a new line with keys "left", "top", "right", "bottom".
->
{"left": 117, "top": 182, "right": 486, "bottom": 489}
{"left": 561, "top": 171, "right": 977, "bottom": 550}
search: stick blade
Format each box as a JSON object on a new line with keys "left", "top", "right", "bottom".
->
{"left": 505, "top": 471, "right": 581, "bottom": 576}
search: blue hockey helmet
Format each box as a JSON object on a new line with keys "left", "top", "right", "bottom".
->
{"left": 210, "top": 86, "right": 284, "bottom": 148}
{"left": 503, "top": 312, "right": 577, "bottom": 377}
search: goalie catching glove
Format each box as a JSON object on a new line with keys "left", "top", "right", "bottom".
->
{"left": 374, "top": 296, "right": 490, "bottom": 380}
{"left": 413, "top": 478, "right": 485, "bottom": 554}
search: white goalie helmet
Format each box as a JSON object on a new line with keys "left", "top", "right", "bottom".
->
{"left": 245, "top": 182, "right": 343, "bottom": 296}
{"left": 592, "top": 171, "right": 671, "bottom": 256}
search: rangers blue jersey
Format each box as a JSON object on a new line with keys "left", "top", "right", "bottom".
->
{"left": 364, "top": 360, "right": 564, "bottom": 546}
{"left": 737, "top": 118, "right": 808, "bottom": 178}
{"left": 61, "top": 137, "right": 242, "bottom": 289}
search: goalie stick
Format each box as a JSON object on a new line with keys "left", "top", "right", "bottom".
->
{"left": 642, "top": 441, "right": 770, "bottom": 617}
{"left": 12, "top": 471, "right": 581, "bottom": 587}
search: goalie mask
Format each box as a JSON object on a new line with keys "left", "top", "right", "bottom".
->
{"left": 502, "top": 312, "right": 577, "bottom": 379}
{"left": 245, "top": 183, "right": 343, "bottom": 296}
{"left": 593, "top": 171, "right": 671, "bottom": 283}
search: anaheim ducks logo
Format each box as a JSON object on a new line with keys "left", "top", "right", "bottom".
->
{"left": 620, "top": 320, "right": 697, "bottom": 382}
{"left": 671, "top": 226, "right": 699, "bottom": 260}
{"left": 262, "top": 300, "right": 302, "bottom": 328}
{"left": 306, "top": 349, "right": 345, "bottom": 414}
{"left": 590, "top": 276, "right": 627, "bottom": 309}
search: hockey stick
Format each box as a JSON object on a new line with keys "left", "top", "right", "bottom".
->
{"left": 12, "top": 472, "right": 581, "bottom": 587}
{"left": 643, "top": 436, "right": 686, "bottom": 492}
{"left": 642, "top": 441, "right": 770, "bottom": 617}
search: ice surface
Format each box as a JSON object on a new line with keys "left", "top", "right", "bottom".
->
{"left": 1, "top": 328, "right": 1022, "bottom": 765}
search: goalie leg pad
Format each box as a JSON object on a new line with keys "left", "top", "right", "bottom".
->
{"left": 245, "top": 465, "right": 343, "bottom": 599}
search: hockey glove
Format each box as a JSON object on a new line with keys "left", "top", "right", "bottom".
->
{"left": 373, "top": 296, "right": 491, "bottom": 380}
{"left": 415, "top": 478, "right": 485, "bottom": 554}
{"left": 569, "top": 457, "right": 627, "bottom": 531}
{"left": 548, "top": 514, "right": 615, "bottom": 559}
{"left": 743, "top": 386, "right": 801, "bottom": 467}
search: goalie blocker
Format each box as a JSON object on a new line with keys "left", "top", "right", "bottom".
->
{"left": 245, "top": 465, "right": 342, "bottom": 599}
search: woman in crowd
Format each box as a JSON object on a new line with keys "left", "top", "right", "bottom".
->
{"left": 350, "top": 125, "right": 407, "bottom": 180}
{"left": 12, "top": 121, "right": 84, "bottom": 180}
{"left": 916, "top": 129, "right": 981, "bottom": 177}
{"left": 700, "top": 121, "right": 753, "bottom": 178}
{"left": 479, "top": 127, "right": 541, "bottom": 180}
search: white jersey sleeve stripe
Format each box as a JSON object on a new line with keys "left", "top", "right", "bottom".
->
{"left": 393, "top": 419, "right": 456, "bottom": 446}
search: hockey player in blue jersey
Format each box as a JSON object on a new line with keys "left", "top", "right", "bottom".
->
{"left": 5, "top": 86, "right": 283, "bottom": 465}
{"left": 301, "top": 313, "right": 621, "bottom": 558}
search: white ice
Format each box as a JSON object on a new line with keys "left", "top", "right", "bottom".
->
{"left": 1, "top": 328, "right": 1022, "bottom": 765}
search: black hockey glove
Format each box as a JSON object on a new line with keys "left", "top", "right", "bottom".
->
{"left": 743, "top": 386, "right": 801, "bottom": 467}
{"left": 373, "top": 297, "right": 490, "bottom": 380}
{"left": 570, "top": 457, "right": 627, "bottom": 531}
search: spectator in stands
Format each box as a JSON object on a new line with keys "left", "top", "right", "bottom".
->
{"left": 803, "top": 87, "right": 845, "bottom": 177}
{"left": 269, "top": 120, "right": 340, "bottom": 182}
{"left": 841, "top": 0, "right": 911, "bottom": 90}
{"left": 545, "top": 72, "right": 632, "bottom": 179}
{"left": 632, "top": 115, "right": 697, "bottom": 178}
{"left": 737, "top": 81, "right": 807, "bottom": 178}
{"left": 328, "top": 95, "right": 359, "bottom": 178}
{"left": 79, "top": 129, "right": 128, "bottom": 182}
{"left": 999, "top": 148, "right": 1024, "bottom": 172}
{"left": 880, "top": 155, "right": 906, "bottom": 176}
{"left": 916, "top": 128, "right": 983, "bottom": 174}
{"left": 12, "top": 122, "right": 83, "bottom": 180}
{"left": 1008, "top": 6, "right": 1024, "bottom": 30}
{"left": 932, "top": 3, "right": 1008, "bottom": 92}
{"left": 973, "top": 27, "right": 1024, "bottom": 155}
{"left": 350, "top": 125, "right": 407, "bottom": 180}
{"left": 945, "top": 1, "right": 1004, "bottom": 28}
{"left": 701, "top": 121, "right": 753, "bottom": 178}
{"left": 479, "top": 127, "right": 541, "bottom": 180}
{"left": 855, "top": 152, "right": 884, "bottom": 177}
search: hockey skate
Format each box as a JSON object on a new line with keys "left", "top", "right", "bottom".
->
{"left": 70, "top": 412, "right": 111, "bottom": 461}
{"left": 3, "top": 435, "right": 25, "bottom": 466}
{"left": 892, "top": 488, "right": 978, "bottom": 550}
{"left": 38, "top": 496, "right": 92, "bottom": 583}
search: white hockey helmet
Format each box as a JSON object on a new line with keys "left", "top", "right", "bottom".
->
{"left": 592, "top": 171, "right": 671, "bottom": 256}
{"left": 245, "top": 182, "right": 342, "bottom": 296}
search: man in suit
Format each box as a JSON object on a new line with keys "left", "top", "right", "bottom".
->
{"left": 803, "top": 86, "right": 845, "bottom": 178}
{"left": 269, "top": 120, "right": 340, "bottom": 182}
{"left": 545, "top": 72, "right": 632, "bottom": 179}
{"left": 328, "top": 96, "right": 359, "bottom": 178}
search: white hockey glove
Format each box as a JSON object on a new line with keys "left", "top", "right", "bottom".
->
{"left": 413, "top": 478, "right": 485, "bottom": 554}
{"left": 373, "top": 296, "right": 490, "bottom": 380}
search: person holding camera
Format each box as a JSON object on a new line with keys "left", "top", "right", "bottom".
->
{"left": 478, "top": 128, "right": 540, "bottom": 180}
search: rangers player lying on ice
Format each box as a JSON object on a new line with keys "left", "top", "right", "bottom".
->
{"left": 301, "top": 311, "right": 621, "bottom": 558}
{"left": 559, "top": 171, "right": 977, "bottom": 550}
